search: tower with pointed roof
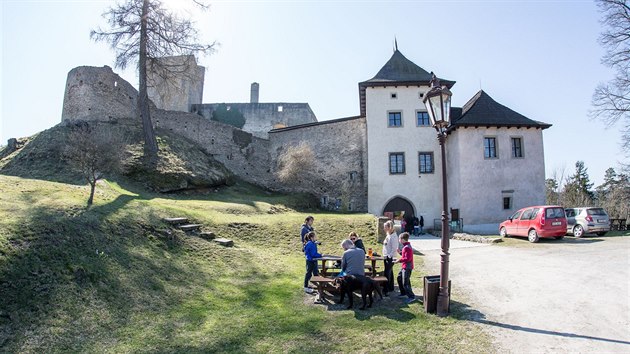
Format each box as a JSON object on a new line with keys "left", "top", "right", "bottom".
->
{"left": 268, "top": 47, "right": 551, "bottom": 233}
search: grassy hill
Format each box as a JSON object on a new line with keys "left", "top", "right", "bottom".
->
{"left": 0, "top": 123, "right": 492, "bottom": 352}
{"left": 0, "top": 175, "right": 492, "bottom": 353}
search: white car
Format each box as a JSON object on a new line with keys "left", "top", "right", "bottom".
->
{"left": 564, "top": 207, "right": 610, "bottom": 237}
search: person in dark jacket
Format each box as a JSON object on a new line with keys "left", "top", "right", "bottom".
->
{"left": 404, "top": 214, "right": 415, "bottom": 234}
{"left": 300, "top": 216, "right": 314, "bottom": 251}
{"left": 303, "top": 231, "right": 322, "bottom": 293}
{"left": 348, "top": 231, "right": 366, "bottom": 253}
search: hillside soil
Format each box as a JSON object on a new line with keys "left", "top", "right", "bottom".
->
{"left": 421, "top": 236, "right": 630, "bottom": 353}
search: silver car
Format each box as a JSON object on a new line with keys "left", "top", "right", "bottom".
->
{"left": 564, "top": 207, "right": 610, "bottom": 237}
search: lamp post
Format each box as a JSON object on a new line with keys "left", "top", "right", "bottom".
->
{"left": 423, "top": 73, "right": 452, "bottom": 317}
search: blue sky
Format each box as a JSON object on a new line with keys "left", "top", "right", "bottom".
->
{"left": 1, "top": 0, "right": 626, "bottom": 185}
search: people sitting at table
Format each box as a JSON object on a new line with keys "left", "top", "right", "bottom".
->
{"left": 340, "top": 239, "right": 365, "bottom": 276}
{"left": 348, "top": 231, "right": 366, "bottom": 253}
{"left": 303, "top": 231, "right": 321, "bottom": 294}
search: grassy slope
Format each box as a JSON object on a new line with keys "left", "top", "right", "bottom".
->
{"left": 0, "top": 175, "right": 492, "bottom": 353}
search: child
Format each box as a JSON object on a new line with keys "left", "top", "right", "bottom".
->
{"left": 303, "top": 231, "right": 322, "bottom": 294}
{"left": 397, "top": 232, "right": 416, "bottom": 303}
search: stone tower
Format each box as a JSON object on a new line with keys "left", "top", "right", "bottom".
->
{"left": 250, "top": 82, "right": 260, "bottom": 103}
{"left": 61, "top": 66, "right": 138, "bottom": 123}
{"left": 146, "top": 55, "right": 205, "bottom": 112}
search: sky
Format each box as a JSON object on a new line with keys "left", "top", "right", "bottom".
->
{"left": 1, "top": 0, "right": 627, "bottom": 186}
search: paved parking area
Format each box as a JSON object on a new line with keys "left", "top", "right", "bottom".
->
{"left": 420, "top": 236, "right": 630, "bottom": 353}
{"left": 409, "top": 233, "right": 490, "bottom": 251}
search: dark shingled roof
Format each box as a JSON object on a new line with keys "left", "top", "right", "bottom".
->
{"left": 358, "top": 50, "right": 455, "bottom": 116}
{"left": 451, "top": 90, "right": 551, "bottom": 130}
{"left": 365, "top": 50, "right": 433, "bottom": 83}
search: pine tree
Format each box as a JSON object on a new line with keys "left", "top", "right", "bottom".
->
{"left": 562, "top": 161, "right": 594, "bottom": 206}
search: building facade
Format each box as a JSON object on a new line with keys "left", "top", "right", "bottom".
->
{"left": 269, "top": 49, "right": 551, "bottom": 234}
{"left": 60, "top": 49, "right": 550, "bottom": 234}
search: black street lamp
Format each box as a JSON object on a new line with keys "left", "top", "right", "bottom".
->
{"left": 423, "top": 73, "right": 452, "bottom": 317}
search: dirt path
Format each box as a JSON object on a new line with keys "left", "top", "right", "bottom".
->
{"left": 419, "top": 236, "right": 630, "bottom": 353}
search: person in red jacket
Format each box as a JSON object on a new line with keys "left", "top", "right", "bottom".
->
{"left": 397, "top": 232, "right": 416, "bottom": 303}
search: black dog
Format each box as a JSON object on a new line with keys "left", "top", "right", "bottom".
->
{"left": 334, "top": 275, "right": 383, "bottom": 310}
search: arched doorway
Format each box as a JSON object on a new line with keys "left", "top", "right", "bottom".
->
{"left": 382, "top": 196, "right": 415, "bottom": 220}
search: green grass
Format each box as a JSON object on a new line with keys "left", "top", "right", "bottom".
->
{"left": 0, "top": 175, "right": 493, "bottom": 353}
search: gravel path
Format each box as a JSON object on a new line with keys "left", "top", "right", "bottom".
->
{"left": 418, "top": 236, "right": 630, "bottom": 353}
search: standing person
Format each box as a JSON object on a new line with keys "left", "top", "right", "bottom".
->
{"left": 348, "top": 231, "right": 366, "bottom": 253}
{"left": 397, "top": 232, "right": 416, "bottom": 303}
{"left": 419, "top": 215, "right": 424, "bottom": 235}
{"left": 303, "top": 231, "right": 321, "bottom": 294}
{"left": 340, "top": 239, "right": 365, "bottom": 276}
{"left": 412, "top": 215, "right": 420, "bottom": 236}
{"left": 382, "top": 220, "right": 399, "bottom": 295}
{"left": 404, "top": 214, "right": 415, "bottom": 234}
{"left": 300, "top": 216, "right": 314, "bottom": 251}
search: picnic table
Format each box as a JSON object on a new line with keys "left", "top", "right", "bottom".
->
{"left": 310, "top": 254, "right": 391, "bottom": 302}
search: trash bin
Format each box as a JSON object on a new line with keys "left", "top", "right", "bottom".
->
{"left": 423, "top": 275, "right": 451, "bottom": 314}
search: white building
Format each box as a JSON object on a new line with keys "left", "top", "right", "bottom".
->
{"left": 359, "top": 49, "right": 550, "bottom": 234}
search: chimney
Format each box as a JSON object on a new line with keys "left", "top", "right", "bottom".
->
{"left": 250, "top": 82, "right": 259, "bottom": 103}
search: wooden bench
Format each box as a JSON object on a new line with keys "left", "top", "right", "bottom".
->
{"left": 309, "top": 276, "right": 337, "bottom": 301}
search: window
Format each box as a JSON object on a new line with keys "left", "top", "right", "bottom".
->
{"left": 417, "top": 111, "right": 431, "bottom": 126}
{"left": 388, "top": 112, "right": 402, "bottom": 127}
{"left": 511, "top": 137, "right": 523, "bottom": 158}
{"left": 503, "top": 197, "right": 512, "bottom": 210}
{"left": 349, "top": 171, "right": 358, "bottom": 181}
{"left": 389, "top": 152, "right": 405, "bottom": 174}
{"left": 484, "top": 137, "right": 497, "bottom": 158}
{"left": 277, "top": 105, "right": 283, "bottom": 112}
{"left": 546, "top": 207, "right": 565, "bottom": 218}
{"left": 418, "top": 152, "right": 434, "bottom": 173}
{"left": 391, "top": 92, "right": 398, "bottom": 99}
{"left": 510, "top": 210, "right": 522, "bottom": 220}
{"left": 520, "top": 208, "right": 533, "bottom": 220}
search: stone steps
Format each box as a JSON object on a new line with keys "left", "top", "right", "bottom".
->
{"left": 163, "top": 217, "right": 232, "bottom": 246}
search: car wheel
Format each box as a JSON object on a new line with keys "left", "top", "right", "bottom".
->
{"left": 573, "top": 224, "right": 584, "bottom": 238}
{"left": 500, "top": 227, "right": 508, "bottom": 238}
{"left": 597, "top": 232, "right": 607, "bottom": 237}
{"left": 554, "top": 236, "right": 564, "bottom": 240}
{"left": 528, "top": 229, "right": 539, "bottom": 243}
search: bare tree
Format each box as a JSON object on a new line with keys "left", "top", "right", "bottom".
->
{"left": 276, "top": 143, "right": 318, "bottom": 185}
{"left": 592, "top": 0, "right": 630, "bottom": 153}
{"left": 91, "top": 0, "right": 215, "bottom": 162}
{"left": 64, "top": 123, "right": 124, "bottom": 207}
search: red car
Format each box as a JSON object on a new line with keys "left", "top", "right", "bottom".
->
{"left": 499, "top": 205, "right": 567, "bottom": 243}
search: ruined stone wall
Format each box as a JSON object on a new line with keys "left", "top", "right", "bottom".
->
{"left": 192, "top": 103, "right": 318, "bottom": 139}
{"left": 268, "top": 117, "right": 368, "bottom": 212}
{"left": 153, "top": 109, "right": 273, "bottom": 187}
{"left": 61, "top": 66, "right": 139, "bottom": 123}
{"left": 147, "top": 55, "right": 205, "bottom": 112}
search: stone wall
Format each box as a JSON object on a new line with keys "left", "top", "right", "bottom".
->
{"left": 153, "top": 109, "right": 274, "bottom": 187}
{"left": 147, "top": 55, "right": 205, "bottom": 112}
{"left": 192, "top": 102, "right": 317, "bottom": 139}
{"left": 61, "top": 66, "right": 138, "bottom": 123}
{"left": 268, "top": 116, "right": 368, "bottom": 212}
